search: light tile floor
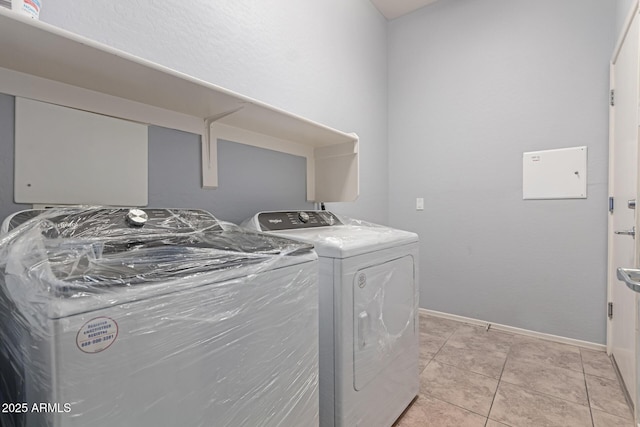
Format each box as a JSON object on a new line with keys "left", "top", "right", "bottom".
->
{"left": 394, "top": 313, "right": 635, "bottom": 427}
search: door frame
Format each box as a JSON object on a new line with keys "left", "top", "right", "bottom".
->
{"left": 607, "top": 1, "right": 640, "bottom": 420}
{"left": 607, "top": 0, "right": 639, "bottom": 356}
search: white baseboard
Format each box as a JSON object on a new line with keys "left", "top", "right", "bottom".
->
{"left": 420, "top": 308, "right": 606, "bottom": 352}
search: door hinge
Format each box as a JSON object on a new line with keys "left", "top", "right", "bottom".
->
{"left": 609, "top": 196, "right": 614, "bottom": 213}
{"left": 611, "top": 89, "right": 615, "bottom": 106}
{"left": 608, "top": 302, "right": 613, "bottom": 319}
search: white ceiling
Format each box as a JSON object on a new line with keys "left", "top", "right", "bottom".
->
{"left": 370, "top": 0, "right": 440, "bottom": 20}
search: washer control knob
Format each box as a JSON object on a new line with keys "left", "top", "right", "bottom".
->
{"left": 298, "top": 211, "right": 310, "bottom": 223}
{"left": 125, "top": 209, "right": 148, "bottom": 227}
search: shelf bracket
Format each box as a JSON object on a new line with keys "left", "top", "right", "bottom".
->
{"left": 201, "top": 106, "right": 245, "bottom": 189}
{"left": 313, "top": 138, "right": 359, "bottom": 202}
{"left": 0, "top": 10, "right": 360, "bottom": 202}
{"left": 201, "top": 122, "right": 316, "bottom": 199}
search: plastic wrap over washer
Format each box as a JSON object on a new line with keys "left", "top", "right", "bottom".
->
{"left": 0, "top": 206, "right": 319, "bottom": 427}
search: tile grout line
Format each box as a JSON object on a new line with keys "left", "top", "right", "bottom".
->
{"left": 421, "top": 317, "right": 502, "bottom": 423}
{"left": 435, "top": 359, "right": 504, "bottom": 381}
{"left": 494, "top": 346, "right": 599, "bottom": 414}
{"left": 484, "top": 337, "right": 511, "bottom": 427}
{"left": 423, "top": 315, "right": 512, "bottom": 426}
{"left": 609, "top": 354, "right": 637, "bottom": 421}
{"left": 493, "top": 345, "right": 593, "bottom": 407}
{"left": 422, "top": 314, "right": 632, "bottom": 426}
{"left": 428, "top": 321, "right": 460, "bottom": 362}
{"left": 421, "top": 392, "right": 496, "bottom": 421}
{"left": 418, "top": 319, "right": 459, "bottom": 375}
{"left": 584, "top": 352, "right": 636, "bottom": 422}
{"left": 496, "top": 377, "right": 594, "bottom": 408}
{"left": 419, "top": 318, "right": 500, "bottom": 423}
{"left": 579, "top": 349, "right": 596, "bottom": 427}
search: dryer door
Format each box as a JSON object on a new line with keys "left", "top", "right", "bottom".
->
{"left": 353, "top": 255, "right": 415, "bottom": 391}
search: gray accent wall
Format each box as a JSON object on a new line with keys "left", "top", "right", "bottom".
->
{"left": 0, "top": 94, "right": 312, "bottom": 225}
{"left": 147, "top": 126, "right": 310, "bottom": 225}
{"left": 388, "top": 0, "right": 616, "bottom": 343}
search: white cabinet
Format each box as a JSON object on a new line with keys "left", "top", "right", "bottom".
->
{"left": 0, "top": 9, "right": 358, "bottom": 202}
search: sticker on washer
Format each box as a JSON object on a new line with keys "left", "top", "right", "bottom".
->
{"left": 76, "top": 317, "right": 118, "bottom": 354}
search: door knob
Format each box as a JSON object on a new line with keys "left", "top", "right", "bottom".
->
{"left": 617, "top": 267, "right": 640, "bottom": 292}
{"left": 614, "top": 226, "right": 635, "bottom": 238}
{"left": 629, "top": 199, "right": 636, "bottom": 209}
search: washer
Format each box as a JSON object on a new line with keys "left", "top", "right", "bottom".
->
{"left": 0, "top": 208, "right": 319, "bottom": 427}
{"left": 244, "top": 211, "right": 419, "bottom": 427}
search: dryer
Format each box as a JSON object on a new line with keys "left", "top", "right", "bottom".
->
{"left": 244, "top": 211, "right": 419, "bottom": 427}
{"left": 0, "top": 207, "right": 319, "bottom": 427}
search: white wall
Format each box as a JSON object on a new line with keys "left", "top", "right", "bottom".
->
{"left": 36, "top": 0, "right": 388, "bottom": 224}
{"left": 388, "top": 0, "right": 616, "bottom": 343}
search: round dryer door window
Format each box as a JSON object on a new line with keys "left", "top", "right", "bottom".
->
{"left": 352, "top": 255, "right": 416, "bottom": 391}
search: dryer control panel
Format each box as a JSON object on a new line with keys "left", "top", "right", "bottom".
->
{"left": 257, "top": 211, "right": 342, "bottom": 231}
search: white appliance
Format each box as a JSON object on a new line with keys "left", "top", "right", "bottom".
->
{"left": 244, "top": 211, "right": 419, "bottom": 427}
{"left": 0, "top": 208, "right": 319, "bottom": 427}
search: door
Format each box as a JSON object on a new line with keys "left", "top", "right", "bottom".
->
{"left": 353, "top": 255, "right": 415, "bottom": 390}
{"left": 608, "top": 4, "right": 640, "bottom": 416}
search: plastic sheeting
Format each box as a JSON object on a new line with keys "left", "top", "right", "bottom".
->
{"left": 242, "top": 211, "right": 419, "bottom": 259}
{"left": 0, "top": 207, "right": 319, "bottom": 427}
{"left": 242, "top": 211, "right": 419, "bottom": 427}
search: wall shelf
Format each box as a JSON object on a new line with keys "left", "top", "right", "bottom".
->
{"left": 0, "top": 8, "right": 359, "bottom": 202}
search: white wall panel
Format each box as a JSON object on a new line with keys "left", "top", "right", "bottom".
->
{"left": 523, "top": 146, "right": 587, "bottom": 199}
{"left": 14, "top": 98, "right": 147, "bottom": 206}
